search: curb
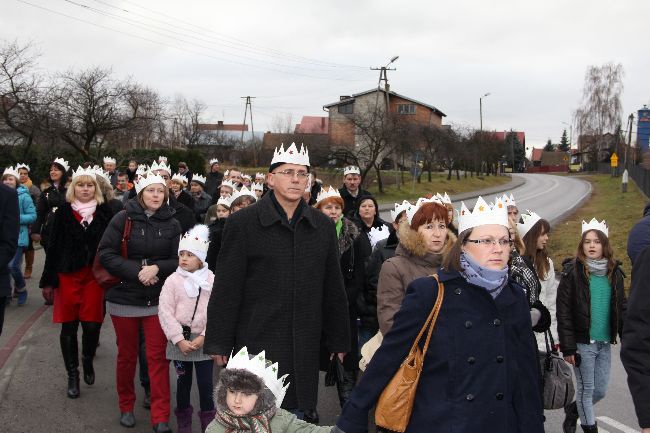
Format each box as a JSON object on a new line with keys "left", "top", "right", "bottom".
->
{"left": 548, "top": 178, "right": 593, "bottom": 228}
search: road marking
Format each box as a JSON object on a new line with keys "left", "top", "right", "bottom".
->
{"left": 597, "top": 416, "right": 640, "bottom": 433}
{"left": 0, "top": 305, "right": 48, "bottom": 370}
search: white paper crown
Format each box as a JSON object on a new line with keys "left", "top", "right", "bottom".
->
{"left": 457, "top": 196, "right": 509, "bottom": 233}
{"left": 368, "top": 226, "right": 390, "bottom": 249}
{"left": 405, "top": 196, "right": 444, "bottom": 225}
{"left": 158, "top": 155, "right": 168, "bottom": 163}
{"left": 501, "top": 194, "right": 516, "bottom": 207}
{"left": 150, "top": 160, "right": 171, "bottom": 175}
{"left": 178, "top": 224, "right": 210, "bottom": 262}
{"left": 270, "top": 143, "right": 310, "bottom": 167}
{"left": 223, "top": 169, "right": 230, "bottom": 177}
{"left": 343, "top": 165, "right": 360, "bottom": 176}
{"left": 227, "top": 347, "right": 289, "bottom": 408}
{"left": 103, "top": 156, "right": 116, "bottom": 164}
{"left": 135, "top": 171, "right": 167, "bottom": 194}
{"left": 209, "top": 158, "right": 219, "bottom": 165}
{"left": 517, "top": 210, "right": 542, "bottom": 239}
{"left": 251, "top": 182, "right": 264, "bottom": 192}
{"left": 390, "top": 200, "right": 411, "bottom": 222}
{"left": 15, "top": 163, "right": 30, "bottom": 172}
{"left": 217, "top": 195, "right": 232, "bottom": 208}
{"left": 242, "top": 174, "right": 252, "bottom": 180}
{"left": 90, "top": 165, "right": 110, "bottom": 183}
{"left": 230, "top": 185, "right": 257, "bottom": 202}
{"left": 71, "top": 166, "right": 97, "bottom": 180}
{"left": 219, "top": 179, "right": 237, "bottom": 190}
{"left": 136, "top": 164, "right": 148, "bottom": 176}
{"left": 52, "top": 157, "right": 70, "bottom": 172}
{"left": 171, "top": 173, "right": 188, "bottom": 185}
{"left": 435, "top": 192, "right": 452, "bottom": 204}
{"left": 255, "top": 172, "right": 266, "bottom": 180}
{"left": 582, "top": 218, "right": 608, "bottom": 237}
{"left": 192, "top": 174, "right": 207, "bottom": 185}
{"left": 3, "top": 166, "right": 20, "bottom": 180}
{"left": 316, "top": 186, "right": 341, "bottom": 204}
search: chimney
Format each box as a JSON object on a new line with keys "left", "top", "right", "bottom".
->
{"left": 321, "top": 117, "right": 325, "bottom": 128}
{"left": 217, "top": 120, "right": 224, "bottom": 126}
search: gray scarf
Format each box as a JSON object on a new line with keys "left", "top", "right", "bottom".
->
{"left": 460, "top": 252, "right": 509, "bottom": 299}
{"left": 586, "top": 258, "right": 608, "bottom": 276}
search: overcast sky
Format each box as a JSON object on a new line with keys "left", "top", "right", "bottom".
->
{"left": 2, "top": 0, "right": 649, "bottom": 149}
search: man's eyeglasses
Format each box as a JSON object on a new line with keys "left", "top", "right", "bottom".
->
{"left": 465, "top": 238, "right": 513, "bottom": 247}
{"left": 273, "top": 169, "right": 310, "bottom": 179}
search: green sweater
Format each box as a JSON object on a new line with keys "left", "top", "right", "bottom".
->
{"left": 206, "top": 408, "right": 332, "bottom": 433}
{"left": 589, "top": 275, "right": 612, "bottom": 342}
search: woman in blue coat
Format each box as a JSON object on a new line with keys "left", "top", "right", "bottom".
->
{"left": 334, "top": 197, "right": 544, "bottom": 433}
{"left": 2, "top": 167, "right": 36, "bottom": 305}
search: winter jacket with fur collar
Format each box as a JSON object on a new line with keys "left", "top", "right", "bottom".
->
{"left": 377, "top": 222, "right": 456, "bottom": 335}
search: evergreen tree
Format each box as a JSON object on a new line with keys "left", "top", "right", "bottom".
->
{"left": 544, "top": 139, "right": 555, "bottom": 151}
{"left": 558, "top": 129, "right": 570, "bottom": 152}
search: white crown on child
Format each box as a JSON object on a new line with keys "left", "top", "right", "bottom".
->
{"left": 270, "top": 143, "right": 310, "bottom": 167}
{"left": 501, "top": 194, "right": 516, "bottom": 207}
{"left": 457, "top": 196, "right": 509, "bottom": 233}
{"left": 192, "top": 174, "right": 207, "bottom": 185}
{"left": 343, "top": 165, "right": 360, "bottom": 176}
{"left": 242, "top": 174, "right": 252, "bottom": 180}
{"left": 390, "top": 200, "right": 411, "bottom": 222}
{"left": 53, "top": 157, "right": 70, "bottom": 172}
{"left": 178, "top": 224, "right": 210, "bottom": 262}
{"left": 230, "top": 185, "right": 256, "bottom": 202}
{"left": 368, "top": 226, "right": 390, "bottom": 248}
{"left": 255, "top": 172, "right": 266, "bottom": 180}
{"left": 209, "top": 158, "right": 219, "bottom": 165}
{"left": 158, "top": 156, "right": 168, "bottom": 163}
{"left": 517, "top": 210, "right": 542, "bottom": 238}
{"left": 251, "top": 182, "right": 264, "bottom": 192}
{"left": 136, "top": 164, "right": 148, "bottom": 176}
{"left": 91, "top": 165, "right": 110, "bottom": 183}
{"left": 135, "top": 171, "right": 167, "bottom": 194}
{"left": 71, "top": 166, "right": 97, "bottom": 180}
{"left": 582, "top": 218, "right": 608, "bottom": 237}
{"left": 435, "top": 192, "right": 452, "bottom": 204}
{"left": 406, "top": 196, "right": 444, "bottom": 225}
{"left": 217, "top": 195, "right": 232, "bottom": 208}
{"left": 150, "top": 160, "right": 171, "bottom": 175}
{"left": 3, "top": 166, "right": 20, "bottom": 180}
{"left": 227, "top": 347, "right": 289, "bottom": 408}
{"left": 316, "top": 186, "right": 341, "bottom": 204}
{"left": 172, "top": 173, "right": 188, "bottom": 185}
{"left": 15, "top": 163, "right": 30, "bottom": 172}
{"left": 219, "top": 179, "right": 237, "bottom": 190}
{"left": 103, "top": 156, "right": 116, "bottom": 164}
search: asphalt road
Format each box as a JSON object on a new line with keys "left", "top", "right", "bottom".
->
{"left": 0, "top": 174, "right": 642, "bottom": 433}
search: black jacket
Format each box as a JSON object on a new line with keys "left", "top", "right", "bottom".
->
{"left": 556, "top": 258, "right": 627, "bottom": 356}
{"left": 204, "top": 171, "right": 224, "bottom": 199}
{"left": 0, "top": 184, "right": 19, "bottom": 298}
{"left": 39, "top": 202, "right": 114, "bottom": 288}
{"left": 621, "top": 245, "right": 650, "bottom": 429}
{"left": 169, "top": 194, "right": 196, "bottom": 233}
{"left": 33, "top": 183, "right": 67, "bottom": 249}
{"left": 206, "top": 217, "right": 225, "bottom": 272}
{"left": 175, "top": 189, "right": 195, "bottom": 212}
{"left": 339, "top": 186, "right": 371, "bottom": 219}
{"left": 98, "top": 200, "right": 181, "bottom": 307}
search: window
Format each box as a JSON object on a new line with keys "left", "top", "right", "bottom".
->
{"left": 338, "top": 103, "right": 354, "bottom": 114}
{"left": 397, "top": 104, "right": 416, "bottom": 115}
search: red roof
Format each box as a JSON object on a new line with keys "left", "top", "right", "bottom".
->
{"left": 531, "top": 148, "right": 543, "bottom": 162}
{"left": 491, "top": 131, "right": 526, "bottom": 145}
{"left": 294, "top": 116, "right": 329, "bottom": 134}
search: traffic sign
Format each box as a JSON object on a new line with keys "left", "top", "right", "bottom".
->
{"left": 610, "top": 152, "right": 618, "bottom": 167}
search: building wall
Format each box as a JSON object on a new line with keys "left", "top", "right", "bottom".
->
{"left": 638, "top": 108, "right": 650, "bottom": 152}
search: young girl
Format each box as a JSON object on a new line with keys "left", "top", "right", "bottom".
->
{"left": 158, "top": 224, "right": 216, "bottom": 433}
{"left": 206, "top": 347, "right": 332, "bottom": 433}
{"left": 556, "top": 219, "right": 626, "bottom": 433}
{"left": 204, "top": 195, "right": 231, "bottom": 224}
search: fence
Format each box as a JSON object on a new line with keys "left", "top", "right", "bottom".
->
{"left": 597, "top": 163, "right": 650, "bottom": 198}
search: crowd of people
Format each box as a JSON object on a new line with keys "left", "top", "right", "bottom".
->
{"left": 0, "top": 144, "right": 649, "bottom": 433}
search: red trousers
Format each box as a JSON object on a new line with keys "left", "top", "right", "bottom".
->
{"left": 53, "top": 266, "right": 104, "bottom": 323}
{"left": 110, "top": 314, "right": 170, "bottom": 425}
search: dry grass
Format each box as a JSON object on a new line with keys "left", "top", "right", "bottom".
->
{"left": 548, "top": 174, "right": 648, "bottom": 280}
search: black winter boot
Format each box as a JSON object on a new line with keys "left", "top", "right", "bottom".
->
{"left": 60, "top": 334, "right": 80, "bottom": 398}
{"left": 581, "top": 423, "right": 598, "bottom": 433}
{"left": 81, "top": 322, "right": 101, "bottom": 385}
{"left": 336, "top": 369, "right": 357, "bottom": 407}
{"left": 563, "top": 401, "right": 579, "bottom": 433}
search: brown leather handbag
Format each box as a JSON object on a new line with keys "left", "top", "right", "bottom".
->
{"left": 92, "top": 214, "right": 132, "bottom": 289}
{"left": 374, "top": 275, "right": 445, "bottom": 433}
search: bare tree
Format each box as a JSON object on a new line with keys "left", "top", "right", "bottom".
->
{"left": 270, "top": 112, "right": 294, "bottom": 134}
{"left": 170, "top": 95, "right": 209, "bottom": 148}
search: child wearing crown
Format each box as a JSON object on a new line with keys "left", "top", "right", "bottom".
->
{"left": 158, "top": 224, "right": 216, "bottom": 433}
{"left": 206, "top": 347, "right": 333, "bottom": 433}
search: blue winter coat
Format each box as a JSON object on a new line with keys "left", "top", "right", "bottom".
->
{"left": 16, "top": 185, "right": 36, "bottom": 247}
{"left": 336, "top": 268, "right": 544, "bottom": 433}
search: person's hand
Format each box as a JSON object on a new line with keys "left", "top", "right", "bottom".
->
{"left": 42, "top": 286, "right": 54, "bottom": 304}
{"left": 564, "top": 355, "right": 575, "bottom": 365}
{"left": 31, "top": 233, "right": 41, "bottom": 242}
{"left": 191, "top": 335, "right": 205, "bottom": 349}
{"left": 138, "top": 265, "right": 159, "bottom": 284}
{"left": 211, "top": 355, "right": 229, "bottom": 366}
{"left": 330, "top": 352, "right": 346, "bottom": 363}
{"left": 177, "top": 340, "right": 197, "bottom": 355}
{"left": 641, "top": 428, "right": 650, "bottom": 433}
{"left": 141, "top": 276, "right": 159, "bottom": 286}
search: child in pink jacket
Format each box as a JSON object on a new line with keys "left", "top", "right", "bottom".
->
{"left": 158, "top": 224, "right": 215, "bottom": 433}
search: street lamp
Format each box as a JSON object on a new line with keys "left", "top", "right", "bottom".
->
{"left": 480, "top": 93, "right": 490, "bottom": 131}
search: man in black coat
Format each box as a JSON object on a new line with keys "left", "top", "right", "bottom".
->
{"left": 204, "top": 158, "right": 223, "bottom": 199}
{"left": 0, "top": 184, "right": 19, "bottom": 336}
{"left": 338, "top": 166, "right": 371, "bottom": 218}
{"left": 204, "top": 144, "right": 350, "bottom": 415}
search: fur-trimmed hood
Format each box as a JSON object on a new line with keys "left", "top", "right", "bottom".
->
{"left": 397, "top": 220, "right": 456, "bottom": 258}
{"left": 214, "top": 368, "right": 277, "bottom": 415}
{"left": 338, "top": 216, "right": 360, "bottom": 256}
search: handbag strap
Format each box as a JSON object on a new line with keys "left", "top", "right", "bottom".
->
{"left": 189, "top": 289, "right": 201, "bottom": 325}
{"left": 407, "top": 274, "right": 445, "bottom": 357}
{"left": 120, "top": 212, "right": 132, "bottom": 258}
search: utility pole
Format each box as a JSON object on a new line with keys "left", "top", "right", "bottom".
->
{"left": 371, "top": 56, "right": 399, "bottom": 111}
{"left": 479, "top": 93, "right": 490, "bottom": 131}
{"left": 241, "top": 96, "right": 257, "bottom": 164}
{"left": 625, "top": 113, "right": 634, "bottom": 168}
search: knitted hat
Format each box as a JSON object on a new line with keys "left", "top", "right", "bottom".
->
{"left": 178, "top": 224, "right": 210, "bottom": 263}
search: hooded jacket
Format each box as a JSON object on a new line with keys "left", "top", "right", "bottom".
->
{"left": 377, "top": 221, "right": 456, "bottom": 335}
{"left": 627, "top": 201, "right": 650, "bottom": 264}
{"left": 16, "top": 185, "right": 36, "bottom": 247}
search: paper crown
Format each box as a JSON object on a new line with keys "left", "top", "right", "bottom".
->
{"left": 135, "top": 171, "right": 167, "bottom": 194}
{"left": 242, "top": 174, "right": 252, "bottom": 180}
{"left": 406, "top": 196, "right": 444, "bottom": 225}
{"left": 91, "top": 165, "right": 110, "bottom": 183}
{"left": 209, "top": 158, "right": 219, "bottom": 165}
{"left": 255, "top": 172, "right": 266, "bottom": 180}
{"left": 103, "top": 156, "right": 116, "bottom": 164}
{"left": 501, "top": 194, "right": 516, "bottom": 207}
{"left": 435, "top": 192, "right": 452, "bottom": 204}
{"left": 217, "top": 195, "right": 233, "bottom": 208}
{"left": 582, "top": 218, "right": 608, "bottom": 237}
{"left": 150, "top": 160, "right": 171, "bottom": 175}
{"left": 15, "top": 163, "right": 30, "bottom": 172}
{"left": 517, "top": 210, "right": 542, "bottom": 239}
{"left": 230, "top": 185, "right": 257, "bottom": 203}
{"left": 223, "top": 169, "right": 230, "bottom": 177}
{"left": 270, "top": 143, "right": 310, "bottom": 167}
{"left": 227, "top": 347, "right": 289, "bottom": 408}
{"left": 251, "top": 182, "right": 264, "bottom": 192}
{"left": 343, "top": 165, "right": 360, "bottom": 176}
{"left": 390, "top": 200, "right": 411, "bottom": 222}
{"left": 171, "top": 173, "right": 188, "bottom": 185}
{"left": 52, "top": 157, "right": 70, "bottom": 172}
{"left": 178, "top": 224, "right": 210, "bottom": 262}
{"left": 219, "top": 179, "right": 237, "bottom": 190}
{"left": 3, "top": 166, "right": 20, "bottom": 180}
{"left": 71, "top": 166, "right": 97, "bottom": 180}
{"left": 192, "top": 174, "right": 207, "bottom": 185}
{"left": 457, "top": 196, "right": 509, "bottom": 233}
{"left": 158, "top": 155, "right": 168, "bottom": 163}
{"left": 368, "top": 226, "right": 390, "bottom": 249}
{"left": 136, "top": 164, "right": 148, "bottom": 176}
{"left": 316, "top": 186, "right": 341, "bottom": 204}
